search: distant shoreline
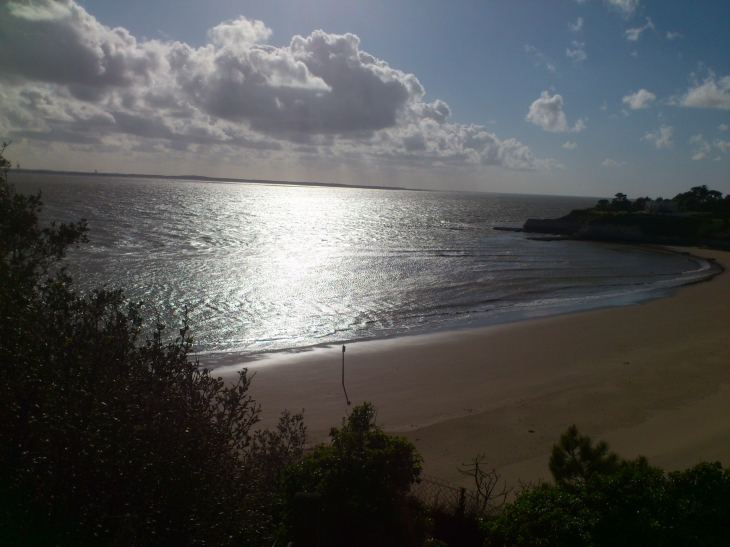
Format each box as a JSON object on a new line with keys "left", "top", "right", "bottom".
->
{"left": 9, "top": 168, "right": 407, "bottom": 192}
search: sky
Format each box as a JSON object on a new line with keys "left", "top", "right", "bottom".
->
{"left": 1, "top": 0, "right": 729, "bottom": 197}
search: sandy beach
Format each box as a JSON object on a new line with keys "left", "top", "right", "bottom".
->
{"left": 215, "top": 246, "right": 730, "bottom": 489}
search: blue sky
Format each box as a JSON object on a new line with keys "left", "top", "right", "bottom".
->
{"left": 1, "top": 0, "right": 729, "bottom": 197}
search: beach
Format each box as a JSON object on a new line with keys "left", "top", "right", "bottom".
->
{"left": 216, "top": 246, "right": 730, "bottom": 489}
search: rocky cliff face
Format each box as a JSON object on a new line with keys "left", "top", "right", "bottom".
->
{"left": 522, "top": 213, "right": 730, "bottom": 249}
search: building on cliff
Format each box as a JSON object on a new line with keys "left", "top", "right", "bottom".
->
{"left": 645, "top": 199, "right": 678, "bottom": 214}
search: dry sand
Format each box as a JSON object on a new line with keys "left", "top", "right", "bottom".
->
{"left": 215, "top": 246, "right": 730, "bottom": 489}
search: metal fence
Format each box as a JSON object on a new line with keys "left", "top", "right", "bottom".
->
{"left": 410, "top": 474, "right": 493, "bottom": 517}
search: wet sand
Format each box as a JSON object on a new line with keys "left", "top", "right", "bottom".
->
{"left": 215, "top": 247, "right": 730, "bottom": 489}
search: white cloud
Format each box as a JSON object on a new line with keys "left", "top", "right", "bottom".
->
{"left": 719, "top": 124, "right": 729, "bottom": 132}
{"left": 600, "top": 101, "right": 608, "bottom": 111}
{"left": 715, "top": 140, "right": 730, "bottom": 153}
{"left": 624, "top": 17, "right": 654, "bottom": 41}
{"left": 569, "top": 17, "right": 584, "bottom": 32}
{"left": 677, "top": 74, "right": 730, "bottom": 110}
{"left": 666, "top": 31, "right": 682, "bottom": 40}
{"left": 622, "top": 89, "right": 656, "bottom": 109}
{"left": 563, "top": 141, "right": 577, "bottom": 149}
{"left": 0, "top": 0, "right": 549, "bottom": 174}
{"left": 601, "top": 158, "right": 625, "bottom": 167}
{"left": 642, "top": 125, "right": 673, "bottom": 149}
{"left": 566, "top": 41, "right": 587, "bottom": 65}
{"left": 526, "top": 91, "right": 586, "bottom": 133}
{"left": 605, "top": 0, "right": 640, "bottom": 18}
{"left": 208, "top": 17, "right": 272, "bottom": 52}
{"left": 689, "top": 134, "right": 711, "bottom": 160}
{"left": 581, "top": 0, "right": 641, "bottom": 18}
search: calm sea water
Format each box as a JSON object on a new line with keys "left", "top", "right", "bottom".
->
{"left": 11, "top": 172, "right": 716, "bottom": 358}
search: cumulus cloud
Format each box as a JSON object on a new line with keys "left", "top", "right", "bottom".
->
{"left": 624, "top": 17, "right": 654, "bottom": 41}
{"left": 719, "top": 124, "right": 729, "bottom": 132}
{"left": 171, "top": 28, "right": 425, "bottom": 136}
{"left": 569, "top": 18, "right": 584, "bottom": 32}
{"left": 689, "top": 134, "right": 711, "bottom": 160}
{"left": 563, "top": 141, "right": 577, "bottom": 149}
{"left": 566, "top": 41, "right": 587, "bottom": 65}
{"left": 601, "top": 158, "right": 625, "bottom": 167}
{"left": 666, "top": 31, "right": 681, "bottom": 40}
{"left": 0, "top": 0, "right": 550, "bottom": 174}
{"left": 622, "top": 89, "right": 656, "bottom": 109}
{"left": 0, "top": 0, "right": 166, "bottom": 101}
{"left": 677, "top": 74, "right": 730, "bottom": 110}
{"left": 208, "top": 17, "right": 272, "bottom": 52}
{"left": 526, "top": 91, "right": 586, "bottom": 133}
{"left": 642, "top": 125, "right": 673, "bottom": 149}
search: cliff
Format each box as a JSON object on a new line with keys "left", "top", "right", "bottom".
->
{"left": 521, "top": 210, "right": 730, "bottom": 249}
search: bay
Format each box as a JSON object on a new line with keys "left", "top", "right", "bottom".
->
{"left": 11, "top": 172, "right": 715, "bottom": 358}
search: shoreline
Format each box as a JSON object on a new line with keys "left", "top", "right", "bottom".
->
{"left": 200, "top": 244, "right": 720, "bottom": 369}
{"left": 215, "top": 246, "right": 730, "bottom": 489}
{"left": 10, "top": 168, "right": 406, "bottom": 191}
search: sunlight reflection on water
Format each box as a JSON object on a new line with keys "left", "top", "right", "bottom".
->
{"left": 12, "top": 173, "right": 716, "bottom": 357}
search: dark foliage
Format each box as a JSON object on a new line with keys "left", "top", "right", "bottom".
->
{"left": 593, "top": 193, "right": 634, "bottom": 212}
{"left": 483, "top": 427, "right": 730, "bottom": 547}
{"left": 281, "top": 402, "right": 426, "bottom": 547}
{"left": 0, "top": 144, "right": 305, "bottom": 547}
{"left": 565, "top": 205, "right": 729, "bottom": 241}
{"left": 629, "top": 196, "right": 650, "bottom": 212}
{"left": 672, "top": 185, "right": 724, "bottom": 211}
{"left": 430, "top": 508, "right": 485, "bottom": 547}
{"left": 610, "top": 192, "right": 631, "bottom": 211}
{"left": 549, "top": 425, "right": 619, "bottom": 487}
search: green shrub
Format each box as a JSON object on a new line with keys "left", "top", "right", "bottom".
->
{"left": 282, "top": 402, "right": 426, "bottom": 547}
{"left": 483, "top": 426, "right": 730, "bottom": 547}
{"left": 549, "top": 425, "right": 619, "bottom": 487}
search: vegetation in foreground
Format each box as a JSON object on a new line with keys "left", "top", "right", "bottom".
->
{"left": 282, "top": 402, "right": 427, "bottom": 547}
{"left": 482, "top": 426, "right": 730, "bottom": 547}
{"left": 2, "top": 144, "right": 729, "bottom": 546}
{"left": 0, "top": 142, "right": 306, "bottom": 546}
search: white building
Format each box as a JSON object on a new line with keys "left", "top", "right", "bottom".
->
{"left": 645, "top": 199, "right": 678, "bottom": 214}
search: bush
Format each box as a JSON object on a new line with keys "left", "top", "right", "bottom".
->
{"left": 0, "top": 144, "right": 305, "bottom": 546}
{"left": 281, "top": 402, "right": 426, "bottom": 547}
{"left": 483, "top": 426, "right": 730, "bottom": 547}
{"left": 549, "top": 425, "right": 619, "bottom": 487}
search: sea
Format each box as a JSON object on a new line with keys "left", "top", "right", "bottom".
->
{"left": 10, "top": 172, "right": 718, "bottom": 362}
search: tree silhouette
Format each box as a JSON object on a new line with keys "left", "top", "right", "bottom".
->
{"left": 549, "top": 425, "right": 619, "bottom": 486}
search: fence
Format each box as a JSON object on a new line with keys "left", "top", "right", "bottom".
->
{"left": 410, "top": 474, "right": 500, "bottom": 517}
